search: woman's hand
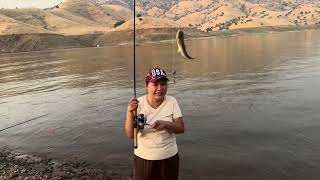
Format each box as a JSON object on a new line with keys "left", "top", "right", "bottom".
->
{"left": 152, "top": 120, "right": 170, "bottom": 131}
{"left": 128, "top": 97, "right": 139, "bottom": 112}
{"left": 152, "top": 118, "right": 185, "bottom": 134}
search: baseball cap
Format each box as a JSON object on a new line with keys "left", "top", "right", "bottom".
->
{"left": 145, "top": 68, "right": 169, "bottom": 84}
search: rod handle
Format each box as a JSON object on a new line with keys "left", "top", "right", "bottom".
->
{"left": 134, "top": 127, "right": 138, "bottom": 148}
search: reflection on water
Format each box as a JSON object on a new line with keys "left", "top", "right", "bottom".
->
{"left": 1, "top": 31, "right": 320, "bottom": 179}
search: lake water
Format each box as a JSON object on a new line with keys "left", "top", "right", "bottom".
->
{"left": 1, "top": 30, "right": 320, "bottom": 180}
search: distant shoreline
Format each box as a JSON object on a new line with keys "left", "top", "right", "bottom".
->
{"left": 1, "top": 25, "right": 320, "bottom": 54}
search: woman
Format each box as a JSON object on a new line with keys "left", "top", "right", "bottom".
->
{"left": 125, "top": 67, "right": 185, "bottom": 180}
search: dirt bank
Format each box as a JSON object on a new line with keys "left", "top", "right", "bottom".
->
{"left": 0, "top": 28, "right": 204, "bottom": 53}
{"left": 1, "top": 26, "right": 319, "bottom": 54}
{"left": 0, "top": 33, "right": 101, "bottom": 53}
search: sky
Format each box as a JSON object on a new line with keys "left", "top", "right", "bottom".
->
{"left": 0, "top": 0, "right": 64, "bottom": 9}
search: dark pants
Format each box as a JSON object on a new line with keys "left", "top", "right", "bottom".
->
{"left": 133, "top": 154, "right": 179, "bottom": 180}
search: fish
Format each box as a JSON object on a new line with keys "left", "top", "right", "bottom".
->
{"left": 176, "top": 29, "right": 194, "bottom": 59}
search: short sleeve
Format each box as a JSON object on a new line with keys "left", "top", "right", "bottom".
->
{"left": 172, "top": 97, "right": 182, "bottom": 119}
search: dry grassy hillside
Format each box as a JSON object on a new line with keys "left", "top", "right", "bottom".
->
{"left": 147, "top": 7, "right": 166, "bottom": 17}
{"left": 0, "top": 0, "right": 320, "bottom": 35}
{"left": 114, "top": 17, "right": 181, "bottom": 31}
{"left": 171, "top": 0, "right": 320, "bottom": 32}
{"left": 165, "top": 0, "right": 215, "bottom": 20}
{"left": 49, "top": 8, "right": 109, "bottom": 34}
{"left": 59, "top": 0, "right": 116, "bottom": 27}
{"left": 0, "top": 13, "right": 53, "bottom": 34}
{"left": 286, "top": 4, "right": 320, "bottom": 25}
{"left": 200, "top": 4, "right": 245, "bottom": 31}
{"left": 0, "top": 8, "right": 111, "bottom": 35}
{"left": 0, "top": 0, "right": 134, "bottom": 35}
{"left": 101, "top": 4, "right": 132, "bottom": 20}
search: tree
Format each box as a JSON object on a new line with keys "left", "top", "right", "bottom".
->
{"left": 206, "top": 27, "right": 212, "bottom": 32}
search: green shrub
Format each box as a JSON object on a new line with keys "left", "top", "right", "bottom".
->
{"left": 114, "top": 20, "right": 125, "bottom": 28}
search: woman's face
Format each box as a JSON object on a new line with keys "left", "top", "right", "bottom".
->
{"left": 146, "top": 80, "right": 168, "bottom": 101}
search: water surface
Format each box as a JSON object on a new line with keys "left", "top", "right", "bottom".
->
{"left": 1, "top": 30, "right": 320, "bottom": 180}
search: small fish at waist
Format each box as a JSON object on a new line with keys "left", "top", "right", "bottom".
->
{"left": 176, "top": 29, "right": 194, "bottom": 59}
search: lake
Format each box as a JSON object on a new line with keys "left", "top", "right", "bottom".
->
{"left": 1, "top": 30, "right": 320, "bottom": 180}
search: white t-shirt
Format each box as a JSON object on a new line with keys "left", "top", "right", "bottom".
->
{"left": 134, "top": 95, "right": 183, "bottom": 160}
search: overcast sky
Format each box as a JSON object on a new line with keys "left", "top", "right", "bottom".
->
{"left": 0, "top": 0, "right": 64, "bottom": 9}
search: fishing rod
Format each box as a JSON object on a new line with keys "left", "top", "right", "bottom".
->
{"left": 132, "top": 0, "right": 150, "bottom": 149}
{"left": 132, "top": 0, "right": 148, "bottom": 149}
{"left": 133, "top": 0, "right": 136, "bottom": 98}
{"left": 133, "top": 0, "right": 138, "bottom": 149}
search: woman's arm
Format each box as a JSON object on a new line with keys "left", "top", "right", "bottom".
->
{"left": 125, "top": 110, "right": 134, "bottom": 139}
{"left": 168, "top": 117, "right": 185, "bottom": 134}
{"left": 152, "top": 117, "right": 185, "bottom": 134}
{"left": 125, "top": 97, "right": 138, "bottom": 139}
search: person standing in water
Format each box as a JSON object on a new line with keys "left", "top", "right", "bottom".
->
{"left": 125, "top": 67, "right": 185, "bottom": 180}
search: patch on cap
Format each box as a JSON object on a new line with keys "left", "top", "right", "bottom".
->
{"left": 145, "top": 68, "right": 169, "bottom": 84}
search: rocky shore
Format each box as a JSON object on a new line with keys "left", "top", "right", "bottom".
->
{"left": 0, "top": 147, "right": 122, "bottom": 180}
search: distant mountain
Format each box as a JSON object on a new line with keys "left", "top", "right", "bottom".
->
{"left": 0, "top": 0, "right": 133, "bottom": 35}
{"left": 0, "top": 0, "right": 319, "bottom": 35}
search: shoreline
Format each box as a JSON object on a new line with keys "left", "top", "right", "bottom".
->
{"left": 1, "top": 25, "right": 320, "bottom": 54}
{"left": 0, "top": 146, "right": 123, "bottom": 180}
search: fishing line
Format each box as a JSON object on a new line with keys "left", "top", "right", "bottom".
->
{"left": 172, "top": 29, "right": 176, "bottom": 84}
{"left": 0, "top": 113, "right": 49, "bottom": 132}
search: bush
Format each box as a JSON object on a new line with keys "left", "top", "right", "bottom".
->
{"left": 206, "top": 28, "right": 212, "bottom": 32}
{"left": 114, "top": 20, "right": 125, "bottom": 28}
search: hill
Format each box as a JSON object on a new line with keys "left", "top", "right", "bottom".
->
{"left": 114, "top": 16, "right": 180, "bottom": 31}
{"left": 0, "top": 0, "right": 320, "bottom": 35}
{"left": 0, "top": 0, "right": 134, "bottom": 35}
{"left": 1, "top": 0, "right": 320, "bottom": 53}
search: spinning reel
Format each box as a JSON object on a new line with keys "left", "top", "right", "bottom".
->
{"left": 133, "top": 113, "right": 149, "bottom": 148}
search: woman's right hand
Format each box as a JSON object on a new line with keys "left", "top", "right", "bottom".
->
{"left": 128, "top": 97, "right": 139, "bottom": 112}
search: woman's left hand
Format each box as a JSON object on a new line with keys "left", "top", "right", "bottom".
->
{"left": 152, "top": 120, "right": 170, "bottom": 131}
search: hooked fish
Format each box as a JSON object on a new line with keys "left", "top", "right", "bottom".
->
{"left": 176, "top": 29, "right": 194, "bottom": 59}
